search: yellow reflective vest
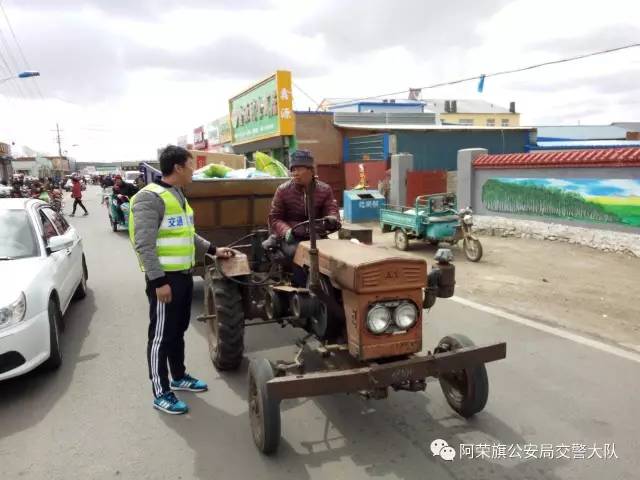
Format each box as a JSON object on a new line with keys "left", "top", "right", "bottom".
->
{"left": 129, "top": 183, "right": 196, "bottom": 272}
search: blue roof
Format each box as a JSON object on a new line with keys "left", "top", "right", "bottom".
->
{"left": 329, "top": 99, "right": 424, "bottom": 109}
{"left": 531, "top": 140, "right": 640, "bottom": 150}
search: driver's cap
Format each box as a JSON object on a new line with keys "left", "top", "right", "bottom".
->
{"left": 289, "top": 150, "right": 314, "bottom": 170}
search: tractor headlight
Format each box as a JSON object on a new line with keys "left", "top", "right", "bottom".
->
{"left": 394, "top": 302, "right": 418, "bottom": 329}
{"left": 463, "top": 214, "right": 473, "bottom": 225}
{"left": 366, "top": 305, "right": 392, "bottom": 334}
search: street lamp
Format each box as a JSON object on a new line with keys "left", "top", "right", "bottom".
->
{"left": 0, "top": 70, "right": 40, "bottom": 85}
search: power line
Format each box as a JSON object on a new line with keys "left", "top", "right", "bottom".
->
{"left": 293, "top": 81, "right": 320, "bottom": 109}
{"left": 0, "top": 0, "right": 43, "bottom": 100}
{"left": 0, "top": 23, "right": 30, "bottom": 99}
{"left": 321, "top": 42, "right": 640, "bottom": 109}
{"left": 0, "top": 47, "right": 25, "bottom": 99}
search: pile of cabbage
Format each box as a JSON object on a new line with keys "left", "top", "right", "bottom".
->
{"left": 193, "top": 151, "right": 289, "bottom": 180}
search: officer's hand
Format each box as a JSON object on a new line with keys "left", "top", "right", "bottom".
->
{"left": 215, "top": 247, "right": 235, "bottom": 259}
{"left": 285, "top": 229, "right": 295, "bottom": 244}
{"left": 156, "top": 284, "right": 172, "bottom": 304}
{"left": 323, "top": 215, "right": 340, "bottom": 229}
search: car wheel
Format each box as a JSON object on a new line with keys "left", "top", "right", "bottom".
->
{"left": 43, "top": 297, "right": 63, "bottom": 370}
{"left": 73, "top": 255, "right": 88, "bottom": 300}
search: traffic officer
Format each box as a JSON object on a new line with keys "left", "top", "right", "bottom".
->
{"left": 129, "top": 145, "right": 234, "bottom": 415}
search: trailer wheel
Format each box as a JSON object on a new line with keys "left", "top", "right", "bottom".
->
{"left": 206, "top": 277, "right": 244, "bottom": 371}
{"left": 435, "top": 334, "right": 489, "bottom": 418}
{"left": 394, "top": 229, "right": 409, "bottom": 251}
{"left": 248, "top": 358, "right": 281, "bottom": 455}
{"left": 463, "top": 238, "right": 483, "bottom": 262}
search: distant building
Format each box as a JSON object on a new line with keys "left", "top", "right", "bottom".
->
{"left": 423, "top": 99, "right": 520, "bottom": 127}
{"left": 321, "top": 98, "right": 428, "bottom": 114}
{"left": 526, "top": 124, "right": 640, "bottom": 151}
{"left": 321, "top": 98, "right": 520, "bottom": 127}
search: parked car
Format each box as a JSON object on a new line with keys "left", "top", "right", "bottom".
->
{"left": 0, "top": 198, "right": 88, "bottom": 381}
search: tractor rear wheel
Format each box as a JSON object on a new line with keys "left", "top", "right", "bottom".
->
{"left": 206, "top": 277, "right": 244, "bottom": 371}
{"left": 435, "top": 334, "right": 489, "bottom": 418}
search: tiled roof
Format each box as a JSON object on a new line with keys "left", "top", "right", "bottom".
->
{"left": 473, "top": 148, "right": 640, "bottom": 169}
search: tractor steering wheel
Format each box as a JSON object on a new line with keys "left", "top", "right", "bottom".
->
{"left": 290, "top": 218, "right": 338, "bottom": 240}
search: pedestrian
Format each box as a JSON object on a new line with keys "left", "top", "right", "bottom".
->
{"left": 69, "top": 176, "right": 88, "bottom": 216}
{"left": 129, "top": 145, "right": 234, "bottom": 415}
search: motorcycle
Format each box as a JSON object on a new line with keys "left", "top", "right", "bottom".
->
{"left": 108, "top": 192, "right": 130, "bottom": 232}
{"left": 457, "top": 206, "right": 483, "bottom": 262}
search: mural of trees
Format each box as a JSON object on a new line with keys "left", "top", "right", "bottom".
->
{"left": 482, "top": 179, "right": 619, "bottom": 223}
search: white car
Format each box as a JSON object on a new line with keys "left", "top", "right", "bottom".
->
{"left": 0, "top": 198, "right": 88, "bottom": 380}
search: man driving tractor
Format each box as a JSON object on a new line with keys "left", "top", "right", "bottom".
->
{"left": 268, "top": 149, "right": 341, "bottom": 256}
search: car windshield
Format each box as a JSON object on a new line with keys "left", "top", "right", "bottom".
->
{"left": 0, "top": 209, "right": 39, "bottom": 260}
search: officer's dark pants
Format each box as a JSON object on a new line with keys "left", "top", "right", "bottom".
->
{"left": 145, "top": 272, "right": 193, "bottom": 397}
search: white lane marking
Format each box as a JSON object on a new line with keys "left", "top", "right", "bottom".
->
{"left": 450, "top": 296, "right": 640, "bottom": 364}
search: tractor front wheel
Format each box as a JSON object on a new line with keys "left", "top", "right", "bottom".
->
{"left": 435, "top": 334, "right": 489, "bottom": 418}
{"left": 248, "top": 358, "right": 281, "bottom": 455}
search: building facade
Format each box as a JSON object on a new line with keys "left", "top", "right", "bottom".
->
{"left": 424, "top": 99, "right": 520, "bottom": 127}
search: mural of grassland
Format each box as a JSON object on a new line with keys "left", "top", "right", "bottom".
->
{"left": 482, "top": 178, "right": 640, "bottom": 227}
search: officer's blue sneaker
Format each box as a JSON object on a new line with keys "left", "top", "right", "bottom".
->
{"left": 171, "top": 374, "right": 208, "bottom": 392}
{"left": 153, "top": 392, "right": 188, "bottom": 415}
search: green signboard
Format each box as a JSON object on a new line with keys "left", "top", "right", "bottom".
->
{"left": 228, "top": 71, "right": 294, "bottom": 145}
{"left": 230, "top": 76, "right": 278, "bottom": 144}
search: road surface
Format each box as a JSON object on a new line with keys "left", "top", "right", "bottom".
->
{"left": 1, "top": 187, "right": 637, "bottom": 480}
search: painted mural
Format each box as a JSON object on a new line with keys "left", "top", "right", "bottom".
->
{"left": 482, "top": 178, "right": 640, "bottom": 227}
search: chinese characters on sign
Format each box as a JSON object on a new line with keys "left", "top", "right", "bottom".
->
{"left": 458, "top": 443, "right": 618, "bottom": 460}
{"left": 229, "top": 70, "right": 295, "bottom": 145}
{"left": 358, "top": 200, "right": 379, "bottom": 209}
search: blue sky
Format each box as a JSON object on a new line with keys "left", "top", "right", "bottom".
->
{"left": 498, "top": 178, "right": 640, "bottom": 197}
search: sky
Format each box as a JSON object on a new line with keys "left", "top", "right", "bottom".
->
{"left": 0, "top": 0, "right": 638, "bottom": 163}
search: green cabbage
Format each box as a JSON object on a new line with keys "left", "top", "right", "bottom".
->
{"left": 255, "top": 151, "right": 289, "bottom": 178}
{"left": 194, "top": 163, "right": 233, "bottom": 178}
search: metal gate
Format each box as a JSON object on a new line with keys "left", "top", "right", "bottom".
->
{"left": 406, "top": 170, "right": 447, "bottom": 205}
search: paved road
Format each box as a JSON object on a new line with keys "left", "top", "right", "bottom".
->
{"left": 1, "top": 187, "right": 638, "bottom": 480}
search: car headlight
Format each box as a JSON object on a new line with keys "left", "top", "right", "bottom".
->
{"left": 463, "top": 214, "right": 473, "bottom": 225}
{"left": 394, "top": 302, "right": 418, "bottom": 329}
{"left": 366, "top": 305, "right": 392, "bottom": 334}
{"left": 0, "top": 292, "right": 27, "bottom": 330}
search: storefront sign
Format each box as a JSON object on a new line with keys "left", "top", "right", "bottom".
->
{"left": 0, "top": 142, "right": 10, "bottom": 155}
{"left": 229, "top": 70, "right": 295, "bottom": 145}
{"left": 205, "top": 116, "right": 232, "bottom": 147}
{"left": 50, "top": 157, "right": 70, "bottom": 172}
{"left": 193, "top": 126, "right": 207, "bottom": 150}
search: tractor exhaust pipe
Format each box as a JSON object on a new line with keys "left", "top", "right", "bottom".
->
{"left": 306, "top": 177, "right": 320, "bottom": 292}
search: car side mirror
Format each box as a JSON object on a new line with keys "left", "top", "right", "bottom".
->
{"left": 48, "top": 234, "right": 73, "bottom": 253}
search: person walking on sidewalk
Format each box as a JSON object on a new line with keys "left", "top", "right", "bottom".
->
{"left": 129, "top": 145, "right": 234, "bottom": 415}
{"left": 69, "top": 176, "right": 88, "bottom": 216}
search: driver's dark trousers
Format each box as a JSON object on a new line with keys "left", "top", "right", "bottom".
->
{"left": 145, "top": 272, "right": 193, "bottom": 398}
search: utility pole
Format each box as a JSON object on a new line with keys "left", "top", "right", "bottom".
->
{"left": 56, "top": 123, "right": 63, "bottom": 157}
